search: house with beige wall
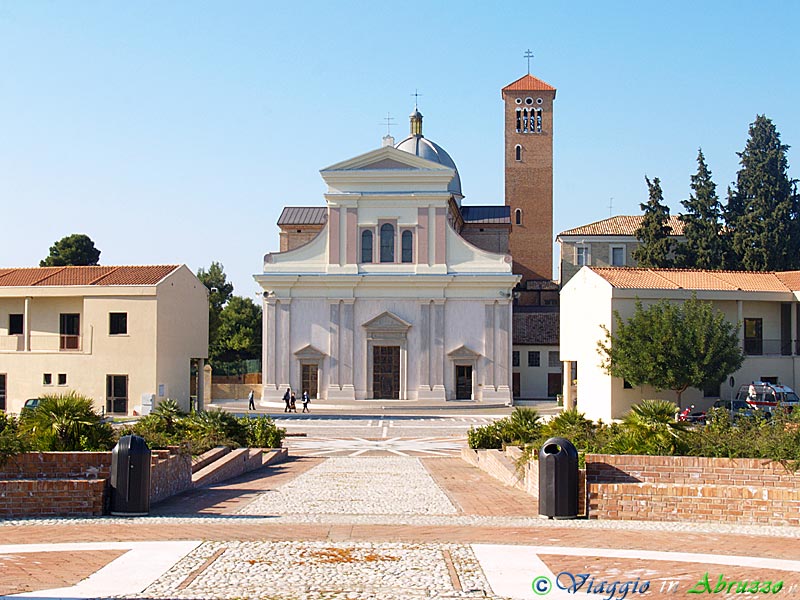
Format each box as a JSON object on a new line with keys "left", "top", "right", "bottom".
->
{"left": 0, "top": 265, "right": 208, "bottom": 415}
{"left": 560, "top": 266, "right": 800, "bottom": 422}
{"left": 556, "top": 215, "right": 685, "bottom": 285}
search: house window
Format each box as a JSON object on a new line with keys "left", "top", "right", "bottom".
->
{"left": 515, "top": 209, "right": 522, "bottom": 225}
{"left": 106, "top": 374, "right": 128, "bottom": 414}
{"left": 43, "top": 373, "right": 52, "bottom": 385}
{"left": 744, "top": 318, "right": 763, "bottom": 355}
{"left": 380, "top": 223, "right": 395, "bottom": 263}
{"left": 703, "top": 381, "right": 720, "bottom": 397}
{"left": 361, "top": 230, "right": 373, "bottom": 263}
{"left": 57, "top": 373, "right": 67, "bottom": 386}
{"left": 576, "top": 246, "right": 589, "bottom": 267}
{"left": 401, "top": 230, "right": 413, "bottom": 263}
{"left": 9, "top": 314, "right": 23, "bottom": 335}
{"left": 548, "top": 351, "right": 560, "bottom": 367}
{"left": 512, "top": 351, "right": 520, "bottom": 367}
{"left": 528, "top": 351, "right": 540, "bottom": 367}
{"left": 515, "top": 144, "right": 522, "bottom": 161}
{"left": 610, "top": 246, "right": 625, "bottom": 267}
{"left": 59, "top": 313, "right": 80, "bottom": 350}
{"left": 109, "top": 312, "right": 127, "bottom": 335}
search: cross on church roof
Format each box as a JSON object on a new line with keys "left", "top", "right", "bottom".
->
{"left": 524, "top": 49, "right": 534, "bottom": 74}
{"left": 381, "top": 112, "right": 395, "bottom": 136}
{"left": 411, "top": 89, "right": 423, "bottom": 110}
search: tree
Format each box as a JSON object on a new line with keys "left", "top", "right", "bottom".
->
{"left": 40, "top": 234, "right": 101, "bottom": 266}
{"left": 725, "top": 115, "right": 800, "bottom": 271}
{"left": 214, "top": 295, "right": 262, "bottom": 363}
{"left": 632, "top": 176, "right": 675, "bottom": 268}
{"left": 598, "top": 295, "right": 744, "bottom": 407}
{"left": 196, "top": 262, "right": 234, "bottom": 364}
{"left": 677, "top": 149, "right": 726, "bottom": 269}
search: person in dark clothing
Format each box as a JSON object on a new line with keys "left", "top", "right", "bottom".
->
{"left": 290, "top": 391, "right": 297, "bottom": 413}
{"left": 248, "top": 389, "right": 255, "bottom": 410}
{"left": 302, "top": 390, "right": 310, "bottom": 413}
{"left": 283, "top": 388, "right": 291, "bottom": 412}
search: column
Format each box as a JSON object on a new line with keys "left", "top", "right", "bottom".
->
{"left": 196, "top": 359, "right": 204, "bottom": 412}
{"left": 23, "top": 297, "right": 31, "bottom": 351}
{"left": 277, "top": 300, "right": 291, "bottom": 389}
{"left": 264, "top": 299, "right": 277, "bottom": 388}
{"left": 341, "top": 300, "right": 355, "bottom": 392}
{"left": 432, "top": 300, "right": 445, "bottom": 397}
{"left": 329, "top": 302, "right": 340, "bottom": 389}
{"left": 563, "top": 361, "right": 576, "bottom": 410}
{"left": 737, "top": 300, "right": 744, "bottom": 350}
{"left": 484, "top": 303, "right": 495, "bottom": 390}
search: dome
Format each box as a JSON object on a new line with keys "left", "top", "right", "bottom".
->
{"left": 394, "top": 110, "right": 463, "bottom": 198}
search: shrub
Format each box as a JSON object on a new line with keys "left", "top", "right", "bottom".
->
{"left": 181, "top": 409, "right": 248, "bottom": 454}
{"left": 467, "top": 421, "right": 506, "bottom": 449}
{"left": 241, "top": 415, "right": 285, "bottom": 448}
{"left": 467, "top": 408, "right": 542, "bottom": 449}
{"left": 0, "top": 412, "right": 28, "bottom": 466}
{"left": 604, "top": 399, "right": 690, "bottom": 456}
{"left": 18, "top": 392, "right": 115, "bottom": 451}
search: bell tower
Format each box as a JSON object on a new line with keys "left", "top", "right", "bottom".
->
{"left": 502, "top": 71, "right": 556, "bottom": 285}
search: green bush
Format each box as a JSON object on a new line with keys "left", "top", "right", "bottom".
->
{"left": 180, "top": 409, "right": 248, "bottom": 454}
{"left": 0, "top": 412, "right": 29, "bottom": 466}
{"left": 242, "top": 415, "right": 286, "bottom": 448}
{"left": 467, "top": 407, "right": 542, "bottom": 449}
{"left": 18, "top": 392, "right": 114, "bottom": 451}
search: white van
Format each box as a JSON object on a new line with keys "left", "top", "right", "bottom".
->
{"left": 735, "top": 382, "right": 800, "bottom": 411}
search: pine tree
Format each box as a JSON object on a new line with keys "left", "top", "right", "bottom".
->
{"left": 677, "top": 149, "right": 725, "bottom": 269}
{"left": 633, "top": 176, "right": 674, "bottom": 268}
{"left": 725, "top": 115, "right": 799, "bottom": 271}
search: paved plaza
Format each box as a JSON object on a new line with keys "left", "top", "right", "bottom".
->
{"left": 2, "top": 414, "right": 800, "bottom": 599}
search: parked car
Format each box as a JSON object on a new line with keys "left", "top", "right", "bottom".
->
{"left": 735, "top": 382, "right": 799, "bottom": 412}
{"left": 713, "top": 398, "right": 770, "bottom": 420}
{"left": 21, "top": 398, "right": 40, "bottom": 411}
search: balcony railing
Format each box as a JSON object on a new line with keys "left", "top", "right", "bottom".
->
{"left": 744, "top": 338, "right": 794, "bottom": 357}
{"left": 0, "top": 334, "right": 87, "bottom": 353}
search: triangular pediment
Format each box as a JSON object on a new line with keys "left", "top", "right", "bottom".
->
{"left": 321, "top": 145, "right": 451, "bottom": 173}
{"left": 294, "top": 344, "right": 326, "bottom": 360}
{"left": 362, "top": 311, "right": 412, "bottom": 332}
{"left": 447, "top": 345, "right": 481, "bottom": 359}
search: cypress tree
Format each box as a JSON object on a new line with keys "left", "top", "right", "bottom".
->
{"left": 725, "top": 115, "right": 799, "bottom": 271}
{"left": 633, "top": 176, "right": 675, "bottom": 268}
{"left": 678, "top": 149, "right": 725, "bottom": 269}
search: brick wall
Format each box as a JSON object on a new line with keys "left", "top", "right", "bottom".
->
{"left": 587, "top": 454, "right": 800, "bottom": 525}
{"left": 0, "top": 452, "right": 111, "bottom": 480}
{"left": 192, "top": 448, "right": 287, "bottom": 489}
{"left": 149, "top": 450, "right": 193, "bottom": 505}
{"left": 0, "top": 479, "right": 107, "bottom": 517}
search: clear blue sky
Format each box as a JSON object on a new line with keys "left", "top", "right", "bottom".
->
{"left": 2, "top": 1, "right": 798, "bottom": 295}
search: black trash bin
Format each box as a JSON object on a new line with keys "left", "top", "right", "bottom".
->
{"left": 110, "top": 435, "right": 152, "bottom": 516}
{"left": 538, "top": 437, "right": 579, "bottom": 519}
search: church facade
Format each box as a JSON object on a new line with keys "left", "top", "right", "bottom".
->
{"left": 255, "top": 111, "right": 519, "bottom": 404}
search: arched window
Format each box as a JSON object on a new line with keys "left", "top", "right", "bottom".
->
{"left": 522, "top": 109, "right": 529, "bottom": 133}
{"left": 380, "top": 223, "right": 395, "bottom": 263}
{"left": 401, "top": 230, "right": 413, "bottom": 263}
{"left": 515, "top": 109, "right": 521, "bottom": 132}
{"left": 515, "top": 144, "right": 522, "bottom": 161}
{"left": 535, "top": 109, "right": 542, "bottom": 132}
{"left": 361, "top": 230, "right": 373, "bottom": 263}
{"left": 515, "top": 209, "right": 522, "bottom": 225}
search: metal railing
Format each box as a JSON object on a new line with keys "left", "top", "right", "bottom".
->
{"left": 744, "top": 338, "right": 794, "bottom": 357}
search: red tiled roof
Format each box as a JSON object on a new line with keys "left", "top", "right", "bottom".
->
{"left": 589, "top": 268, "right": 794, "bottom": 292}
{"left": 558, "top": 215, "right": 685, "bottom": 237}
{"left": 776, "top": 271, "right": 800, "bottom": 291}
{"left": 502, "top": 73, "right": 556, "bottom": 92}
{"left": 0, "top": 265, "right": 181, "bottom": 287}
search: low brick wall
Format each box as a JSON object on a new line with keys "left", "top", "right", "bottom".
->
{"left": 0, "top": 479, "right": 107, "bottom": 517}
{"left": 0, "top": 452, "right": 111, "bottom": 480}
{"left": 586, "top": 454, "right": 800, "bottom": 525}
{"left": 149, "top": 450, "right": 193, "bottom": 505}
{"left": 192, "top": 448, "right": 287, "bottom": 488}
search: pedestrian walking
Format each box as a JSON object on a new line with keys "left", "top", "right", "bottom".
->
{"left": 248, "top": 389, "right": 255, "bottom": 410}
{"left": 283, "top": 387, "right": 291, "bottom": 413}
{"left": 302, "top": 390, "right": 310, "bottom": 413}
{"left": 290, "top": 391, "right": 297, "bottom": 413}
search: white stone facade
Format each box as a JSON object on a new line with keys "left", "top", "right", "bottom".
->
{"left": 255, "top": 145, "right": 519, "bottom": 404}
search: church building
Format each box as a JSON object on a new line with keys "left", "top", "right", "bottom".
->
{"left": 255, "top": 109, "right": 519, "bottom": 403}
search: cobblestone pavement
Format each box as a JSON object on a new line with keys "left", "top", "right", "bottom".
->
{"left": 3, "top": 453, "right": 800, "bottom": 599}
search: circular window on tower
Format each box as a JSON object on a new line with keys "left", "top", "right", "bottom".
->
{"left": 525, "top": 97, "right": 533, "bottom": 105}
{"left": 515, "top": 98, "right": 522, "bottom": 104}
{"left": 536, "top": 97, "right": 543, "bottom": 104}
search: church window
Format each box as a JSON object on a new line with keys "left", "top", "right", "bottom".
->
{"left": 535, "top": 108, "right": 542, "bottom": 133}
{"left": 515, "top": 145, "right": 522, "bottom": 161}
{"left": 401, "top": 230, "right": 413, "bottom": 263}
{"left": 515, "top": 209, "right": 522, "bottom": 225}
{"left": 515, "top": 97, "right": 522, "bottom": 104}
{"left": 380, "top": 223, "right": 395, "bottom": 263}
{"left": 361, "top": 230, "right": 373, "bottom": 263}
{"left": 525, "top": 97, "right": 533, "bottom": 105}
{"left": 536, "top": 97, "right": 543, "bottom": 105}
{"left": 515, "top": 109, "right": 521, "bottom": 132}
{"left": 522, "top": 109, "right": 529, "bottom": 133}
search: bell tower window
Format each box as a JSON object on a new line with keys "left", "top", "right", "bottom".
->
{"left": 515, "top": 209, "right": 522, "bottom": 225}
{"left": 515, "top": 109, "right": 521, "bottom": 132}
{"left": 380, "top": 223, "right": 395, "bottom": 263}
{"left": 514, "top": 144, "right": 522, "bottom": 161}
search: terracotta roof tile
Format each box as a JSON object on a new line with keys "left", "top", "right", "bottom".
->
{"left": 775, "top": 271, "right": 800, "bottom": 291}
{"left": 589, "top": 268, "right": 793, "bottom": 293}
{"left": 558, "top": 215, "right": 685, "bottom": 237}
{"left": 502, "top": 73, "right": 556, "bottom": 92}
{"left": 0, "top": 265, "right": 180, "bottom": 287}
{"left": 513, "top": 311, "right": 559, "bottom": 345}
